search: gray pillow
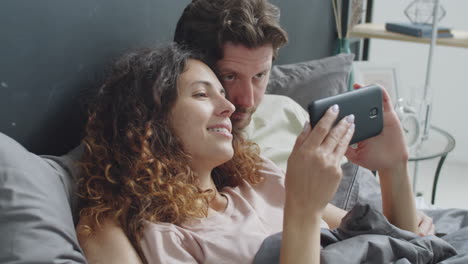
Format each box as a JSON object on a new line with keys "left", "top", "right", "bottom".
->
{"left": 267, "top": 53, "right": 354, "bottom": 109}
{"left": 0, "top": 133, "right": 86, "bottom": 263}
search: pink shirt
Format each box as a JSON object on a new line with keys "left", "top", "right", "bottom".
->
{"left": 140, "top": 158, "right": 285, "bottom": 264}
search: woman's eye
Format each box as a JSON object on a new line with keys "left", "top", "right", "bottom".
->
{"left": 194, "top": 92, "right": 208, "bottom": 98}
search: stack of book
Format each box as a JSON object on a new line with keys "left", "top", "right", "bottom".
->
{"left": 385, "top": 22, "right": 453, "bottom": 38}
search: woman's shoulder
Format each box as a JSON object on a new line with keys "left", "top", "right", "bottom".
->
{"left": 143, "top": 221, "right": 204, "bottom": 244}
{"left": 228, "top": 156, "right": 285, "bottom": 198}
{"left": 144, "top": 221, "right": 188, "bottom": 238}
{"left": 142, "top": 221, "right": 204, "bottom": 263}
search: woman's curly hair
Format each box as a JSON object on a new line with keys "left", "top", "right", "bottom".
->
{"left": 77, "top": 43, "right": 263, "bottom": 262}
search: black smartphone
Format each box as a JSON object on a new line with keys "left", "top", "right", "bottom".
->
{"left": 307, "top": 84, "right": 383, "bottom": 145}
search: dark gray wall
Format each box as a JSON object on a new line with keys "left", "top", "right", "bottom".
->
{"left": 0, "top": 0, "right": 190, "bottom": 155}
{"left": 0, "top": 0, "right": 337, "bottom": 155}
{"left": 273, "top": 0, "right": 336, "bottom": 64}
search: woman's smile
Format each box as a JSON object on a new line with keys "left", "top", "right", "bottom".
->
{"left": 206, "top": 122, "right": 232, "bottom": 139}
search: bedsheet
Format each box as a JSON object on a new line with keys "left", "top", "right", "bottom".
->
{"left": 254, "top": 204, "right": 468, "bottom": 263}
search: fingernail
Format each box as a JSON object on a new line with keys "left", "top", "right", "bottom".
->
{"left": 346, "top": 114, "right": 355, "bottom": 123}
{"left": 331, "top": 104, "right": 339, "bottom": 113}
{"left": 303, "top": 121, "right": 310, "bottom": 133}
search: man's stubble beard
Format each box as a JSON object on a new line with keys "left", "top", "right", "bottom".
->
{"left": 231, "top": 106, "right": 257, "bottom": 131}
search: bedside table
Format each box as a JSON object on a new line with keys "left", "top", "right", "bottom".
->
{"left": 409, "top": 126, "right": 456, "bottom": 204}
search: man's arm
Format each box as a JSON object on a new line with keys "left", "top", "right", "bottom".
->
{"left": 322, "top": 203, "right": 348, "bottom": 229}
{"left": 346, "top": 86, "right": 418, "bottom": 233}
{"left": 77, "top": 217, "right": 143, "bottom": 264}
{"left": 378, "top": 163, "right": 418, "bottom": 232}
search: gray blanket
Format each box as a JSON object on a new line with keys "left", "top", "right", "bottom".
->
{"left": 254, "top": 204, "right": 468, "bottom": 264}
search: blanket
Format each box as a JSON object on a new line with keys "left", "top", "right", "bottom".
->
{"left": 254, "top": 204, "right": 468, "bottom": 263}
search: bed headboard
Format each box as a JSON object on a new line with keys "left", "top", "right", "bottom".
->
{"left": 0, "top": 0, "right": 338, "bottom": 155}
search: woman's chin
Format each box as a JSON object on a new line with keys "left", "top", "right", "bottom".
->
{"left": 214, "top": 148, "right": 234, "bottom": 166}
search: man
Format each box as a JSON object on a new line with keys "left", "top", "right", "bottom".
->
{"left": 174, "top": 0, "right": 434, "bottom": 236}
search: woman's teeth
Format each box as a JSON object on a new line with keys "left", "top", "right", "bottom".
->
{"left": 207, "top": 127, "right": 229, "bottom": 133}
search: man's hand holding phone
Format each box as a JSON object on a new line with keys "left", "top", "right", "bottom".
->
{"left": 345, "top": 85, "right": 409, "bottom": 171}
{"left": 345, "top": 85, "right": 419, "bottom": 234}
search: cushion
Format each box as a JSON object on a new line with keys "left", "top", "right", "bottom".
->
{"left": 0, "top": 133, "right": 86, "bottom": 263}
{"left": 267, "top": 53, "right": 354, "bottom": 109}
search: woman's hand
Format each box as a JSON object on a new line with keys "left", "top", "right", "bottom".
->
{"left": 285, "top": 104, "right": 355, "bottom": 216}
{"left": 280, "top": 105, "right": 354, "bottom": 264}
{"left": 345, "top": 85, "right": 409, "bottom": 171}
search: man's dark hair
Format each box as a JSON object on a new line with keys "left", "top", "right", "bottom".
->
{"left": 174, "top": 0, "right": 288, "bottom": 64}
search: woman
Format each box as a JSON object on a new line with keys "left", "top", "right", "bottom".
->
{"left": 77, "top": 44, "right": 418, "bottom": 264}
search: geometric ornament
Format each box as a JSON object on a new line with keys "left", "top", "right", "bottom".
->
{"left": 405, "top": 0, "right": 446, "bottom": 24}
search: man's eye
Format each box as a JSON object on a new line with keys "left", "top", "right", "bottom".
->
{"left": 254, "top": 72, "right": 266, "bottom": 80}
{"left": 194, "top": 92, "right": 208, "bottom": 97}
{"left": 220, "top": 89, "right": 227, "bottom": 98}
{"left": 221, "top": 74, "right": 235, "bottom": 82}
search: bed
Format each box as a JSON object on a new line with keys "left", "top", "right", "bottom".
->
{"left": 1, "top": 1, "right": 467, "bottom": 263}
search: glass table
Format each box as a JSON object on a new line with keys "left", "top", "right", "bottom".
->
{"left": 409, "top": 126, "right": 456, "bottom": 204}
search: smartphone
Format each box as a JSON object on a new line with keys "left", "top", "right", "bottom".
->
{"left": 307, "top": 84, "right": 383, "bottom": 145}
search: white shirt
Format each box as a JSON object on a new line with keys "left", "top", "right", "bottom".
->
{"left": 244, "top": 94, "right": 347, "bottom": 171}
{"left": 244, "top": 94, "right": 309, "bottom": 172}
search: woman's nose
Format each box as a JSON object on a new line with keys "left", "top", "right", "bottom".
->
{"left": 218, "top": 96, "right": 236, "bottom": 117}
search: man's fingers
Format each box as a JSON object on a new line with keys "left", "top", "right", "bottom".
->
{"left": 353, "top": 83, "right": 363, "bottom": 90}
{"left": 377, "top": 85, "right": 393, "bottom": 113}
{"left": 417, "top": 212, "right": 435, "bottom": 236}
{"left": 418, "top": 222, "right": 430, "bottom": 236}
{"left": 429, "top": 223, "right": 436, "bottom": 235}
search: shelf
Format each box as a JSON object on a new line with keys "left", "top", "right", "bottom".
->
{"left": 349, "top": 23, "right": 468, "bottom": 48}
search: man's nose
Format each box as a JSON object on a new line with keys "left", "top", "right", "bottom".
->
{"left": 231, "top": 80, "right": 255, "bottom": 108}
